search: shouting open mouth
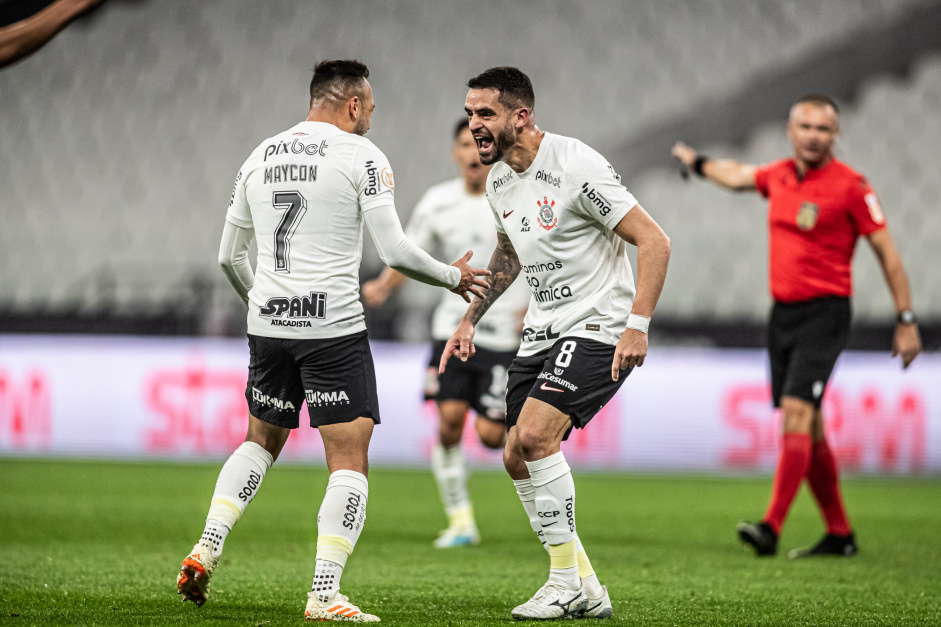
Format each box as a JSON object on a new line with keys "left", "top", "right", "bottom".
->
{"left": 474, "top": 130, "right": 494, "bottom": 159}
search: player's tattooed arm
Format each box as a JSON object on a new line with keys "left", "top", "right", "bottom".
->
{"left": 441, "top": 233, "right": 520, "bottom": 370}
{"left": 465, "top": 232, "right": 521, "bottom": 324}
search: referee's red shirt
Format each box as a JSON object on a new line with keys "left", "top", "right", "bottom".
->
{"left": 754, "top": 158, "right": 886, "bottom": 303}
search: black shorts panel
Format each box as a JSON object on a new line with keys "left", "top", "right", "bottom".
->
{"left": 427, "top": 340, "right": 515, "bottom": 421}
{"left": 768, "top": 297, "right": 851, "bottom": 408}
{"left": 246, "top": 331, "right": 380, "bottom": 429}
{"left": 505, "top": 337, "right": 628, "bottom": 439}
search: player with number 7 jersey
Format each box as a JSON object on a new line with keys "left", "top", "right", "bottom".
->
{"left": 227, "top": 118, "right": 442, "bottom": 338}
{"left": 178, "top": 60, "right": 489, "bottom": 622}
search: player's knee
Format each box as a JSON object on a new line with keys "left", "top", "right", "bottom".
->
{"left": 514, "top": 422, "right": 553, "bottom": 460}
{"left": 475, "top": 418, "right": 506, "bottom": 449}
{"left": 502, "top": 440, "right": 527, "bottom": 477}
{"left": 438, "top": 422, "right": 463, "bottom": 447}
{"left": 480, "top": 431, "right": 505, "bottom": 450}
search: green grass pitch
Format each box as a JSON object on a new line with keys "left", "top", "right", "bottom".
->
{"left": 1, "top": 459, "right": 939, "bottom": 626}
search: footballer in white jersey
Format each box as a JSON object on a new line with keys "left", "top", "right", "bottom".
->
{"left": 362, "top": 120, "right": 529, "bottom": 549}
{"left": 486, "top": 132, "right": 638, "bottom": 357}
{"left": 408, "top": 176, "right": 530, "bottom": 352}
{"left": 440, "top": 67, "right": 671, "bottom": 621}
{"left": 177, "top": 61, "right": 490, "bottom": 621}
{"left": 226, "top": 120, "right": 402, "bottom": 340}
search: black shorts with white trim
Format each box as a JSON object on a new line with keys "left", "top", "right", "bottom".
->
{"left": 426, "top": 340, "right": 515, "bottom": 421}
{"left": 505, "top": 336, "right": 628, "bottom": 439}
{"left": 768, "top": 296, "right": 851, "bottom": 408}
{"left": 246, "top": 330, "right": 380, "bottom": 429}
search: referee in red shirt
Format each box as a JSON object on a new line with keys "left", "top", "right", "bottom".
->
{"left": 673, "top": 94, "right": 922, "bottom": 558}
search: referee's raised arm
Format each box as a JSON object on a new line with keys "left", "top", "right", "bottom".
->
{"left": 672, "top": 141, "right": 759, "bottom": 192}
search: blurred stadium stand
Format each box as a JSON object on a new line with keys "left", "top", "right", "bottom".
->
{"left": 0, "top": 0, "right": 938, "bottom": 348}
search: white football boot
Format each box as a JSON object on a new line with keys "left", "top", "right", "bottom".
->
{"left": 511, "top": 582, "right": 588, "bottom": 621}
{"left": 433, "top": 523, "right": 480, "bottom": 548}
{"left": 578, "top": 585, "right": 612, "bottom": 619}
{"left": 305, "top": 590, "right": 380, "bottom": 622}
{"left": 176, "top": 540, "right": 218, "bottom": 607}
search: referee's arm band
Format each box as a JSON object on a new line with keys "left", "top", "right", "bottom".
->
{"left": 693, "top": 155, "right": 709, "bottom": 177}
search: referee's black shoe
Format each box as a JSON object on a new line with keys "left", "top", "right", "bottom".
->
{"left": 788, "top": 532, "right": 858, "bottom": 559}
{"left": 736, "top": 520, "right": 778, "bottom": 556}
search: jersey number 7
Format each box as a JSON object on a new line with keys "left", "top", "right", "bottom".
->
{"left": 272, "top": 190, "right": 307, "bottom": 274}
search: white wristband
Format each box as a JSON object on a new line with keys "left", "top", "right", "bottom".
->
{"left": 626, "top": 314, "right": 650, "bottom": 334}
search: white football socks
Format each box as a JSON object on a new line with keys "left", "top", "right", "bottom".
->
{"left": 312, "top": 470, "right": 369, "bottom": 602}
{"left": 513, "top": 477, "right": 548, "bottom": 550}
{"left": 201, "top": 441, "right": 273, "bottom": 559}
{"left": 431, "top": 444, "right": 474, "bottom": 529}
{"left": 526, "top": 452, "right": 580, "bottom": 589}
{"left": 515, "top": 473, "right": 605, "bottom": 597}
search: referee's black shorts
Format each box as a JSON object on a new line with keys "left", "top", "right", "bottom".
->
{"left": 768, "top": 296, "right": 851, "bottom": 408}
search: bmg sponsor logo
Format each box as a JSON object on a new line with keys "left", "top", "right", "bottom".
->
{"left": 580, "top": 182, "right": 611, "bottom": 217}
{"left": 364, "top": 160, "right": 381, "bottom": 196}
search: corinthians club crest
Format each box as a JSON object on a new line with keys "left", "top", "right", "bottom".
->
{"left": 536, "top": 196, "right": 558, "bottom": 231}
{"left": 796, "top": 201, "right": 819, "bottom": 231}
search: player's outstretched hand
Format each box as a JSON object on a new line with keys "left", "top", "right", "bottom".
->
{"left": 611, "top": 328, "right": 647, "bottom": 381}
{"left": 439, "top": 319, "right": 476, "bottom": 374}
{"left": 892, "top": 323, "right": 921, "bottom": 369}
{"left": 449, "top": 250, "right": 491, "bottom": 303}
{"left": 361, "top": 279, "right": 389, "bottom": 308}
{"left": 671, "top": 142, "right": 697, "bottom": 167}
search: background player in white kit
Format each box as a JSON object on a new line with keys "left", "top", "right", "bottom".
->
{"left": 175, "top": 60, "right": 489, "bottom": 622}
{"left": 362, "top": 119, "right": 530, "bottom": 548}
{"left": 441, "top": 67, "right": 671, "bottom": 620}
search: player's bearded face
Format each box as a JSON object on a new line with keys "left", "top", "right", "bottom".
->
{"left": 353, "top": 113, "right": 369, "bottom": 137}
{"left": 475, "top": 116, "right": 516, "bottom": 165}
{"left": 352, "top": 83, "right": 374, "bottom": 137}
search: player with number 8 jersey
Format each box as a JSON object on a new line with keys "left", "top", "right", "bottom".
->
{"left": 441, "top": 67, "right": 671, "bottom": 621}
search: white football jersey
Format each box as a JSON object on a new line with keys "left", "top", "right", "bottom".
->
{"left": 486, "top": 133, "right": 638, "bottom": 357}
{"left": 226, "top": 121, "right": 396, "bottom": 339}
{"left": 406, "top": 178, "right": 530, "bottom": 352}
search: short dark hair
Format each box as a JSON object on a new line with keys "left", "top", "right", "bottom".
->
{"left": 467, "top": 66, "right": 535, "bottom": 110}
{"left": 309, "top": 59, "right": 370, "bottom": 104}
{"left": 453, "top": 118, "right": 469, "bottom": 139}
{"left": 794, "top": 93, "right": 839, "bottom": 114}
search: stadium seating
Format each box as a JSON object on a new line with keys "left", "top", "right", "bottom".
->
{"left": 0, "top": 0, "right": 937, "bottom": 330}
